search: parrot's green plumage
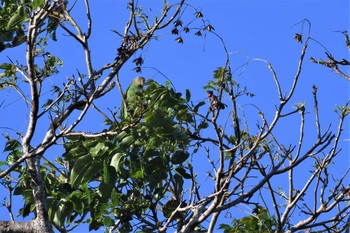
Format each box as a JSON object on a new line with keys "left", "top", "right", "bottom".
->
{"left": 122, "top": 76, "right": 145, "bottom": 118}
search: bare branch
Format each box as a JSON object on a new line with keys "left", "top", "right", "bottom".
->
{"left": 84, "top": 0, "right": 92, "bottom": 39}
{"left": 313, "top": 85, "right": 321, "bottom": 139}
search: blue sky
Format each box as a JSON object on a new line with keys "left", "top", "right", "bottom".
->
{"left": 0, "top": 0, "right": 349, "bottom": 232}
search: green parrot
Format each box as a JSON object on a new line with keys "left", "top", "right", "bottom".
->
{"left": 122, "top": 76, "right": 145, "bottom": 118}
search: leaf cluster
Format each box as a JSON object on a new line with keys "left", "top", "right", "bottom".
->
{"left": 21, "top": 81, "right": 194, "bottom": 231}
{"left": 219, "top": 206, "right": 278, "bottom": 233}
{"left": 0, "top": 0, "right": 46, "bottom": 51}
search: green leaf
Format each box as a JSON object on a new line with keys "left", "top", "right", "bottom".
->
{"left": 89, "top": 219, "right": 102, "bottom": 231}
{"left": 110, "top": 153, "right": 125, "bottom": 173}
{"left": 213, "top": 67, "right": 226, "bottom": 79}
{"left": 4, "top": 139, "right": 21, "bottom": 151}
{"left": 0, "top": 161, "right": 7, "bottom": 167}
{"left": 99, "top": 164, "right": 117, "bottom": 202}
{"left": 82, "top": 138, "right": 99, "bottom": 148}
{"left": 69, "top": 154, "right": 101, "bottom": 186}
{"left": 111, "top": 189, "right": 120, "bottom": 206}
{"left": 335, "top": 104, "right": 350, "bottom": 117}
{"left": 0, "top": 63, "right": 16, "bottom": 75}
{"left": 81, "top": 160, "right": 103, "bottom": 183}
{"left": 13, "top": 186, "right": 31, "bottom": 196}
{"left": 115, "top": 131, "right": 128, "bottom": 141}
{"left": 119, "top": 135, "right": 135, "bottom": 148}
{"left": 131, "top": 170, "right": 144, "bottom": 179}
{"left": 162, "top": 199, "right": 179, "bottom": 218}
{"left": 69, "top": 191, "right": 84, "bottom": 215}
{"left": 185, "top": 89, "right": 191, "bottom": 102}
{"left": 51, "top": 201, "right": 66, "bottom": 228}
{"left": 103, "top": 216, "right": 114, "bottom": 227}
{"left": 174, "top": 167, "right": 191, "bottom": 179}
{"left": 293, "top": 101, "right": 306, "bottom": 110}
{"left": 42, "top": 99, "right": 54, "bottom": 108}
{"left": 171, "top": 150, "right": 189, "bottom": 164}
{"left": 198, "top": 121, "right": 209, "bottom": 130}
{"left": 6, "top": 150, "right": 23, "bottom": 166}
{"left": 32, "top": 0, "right": 45, "bottom": 9}
{"left": 7, "top": 5, "right": 27, "bottom": 30}
{"left": 219, "top": 224, "right": 232, "bottom": 232}
{"left": 89, "top": 142, "right": 108, "bottom": 157}
{"left": 193, "top": 100, "right": 205, "bottom": 113}
{"left": 173, "top": 173, "right": 184, "bottom": 193}
{"left": 165, "top": 80, "right": 171, "bottom": 87}
{"left": 63, "top": 145, "right": 86, "bottom": 160}
{"left": 103, "top": 160, "right": 109, "bottom": 183}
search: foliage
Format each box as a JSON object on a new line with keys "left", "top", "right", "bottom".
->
{"left": 0, "top": 0, "right": 46, "bottom": 51}
{"left": 0, "top": 0, "right": 349, "bottom": 233}
{"left": 53, "top": 80, "right": 192, "bottom": 231}
{"left": 219, "top": 206, "right": 278, "bottom": 233}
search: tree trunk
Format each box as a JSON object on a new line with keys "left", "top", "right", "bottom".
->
{"left": 0, "top": 219, "right": 52, "bottom": 233}
{"left": 26, "top": 157, "right": 54, "bottom": 233}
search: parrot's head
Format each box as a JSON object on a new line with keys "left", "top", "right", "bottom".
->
{"left": 134, "top": 76, "right": 145, "bottom": 89}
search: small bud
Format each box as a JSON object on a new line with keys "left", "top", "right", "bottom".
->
{"left": 171, "top": 28, "right": 179, "bottom": 35}
{"left": 174, "top": 20, "right": 183, "bottom": 27}
{"left": 195, "top": 11, "right": 203, "bottom": 18}
{"left": 132, "top": 57, "right": 143, "bottom": 66}
{"left": 205, "top": 24, "right": 214, "bottom": 32}
{"left": 195, "top": 31, "right": 202, "bottom": 37}
{"left": 294, "top": 33, "right": 302, "bottom": 43}
{"left": 175, "top": 37, "right": 183, "bottom": 44}
{"left": 134, "top": 66, "right": 141, "bottom": 73}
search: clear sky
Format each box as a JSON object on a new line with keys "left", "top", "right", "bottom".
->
{"left": 0, "top": 0, "right": 349, "bottom": 232}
